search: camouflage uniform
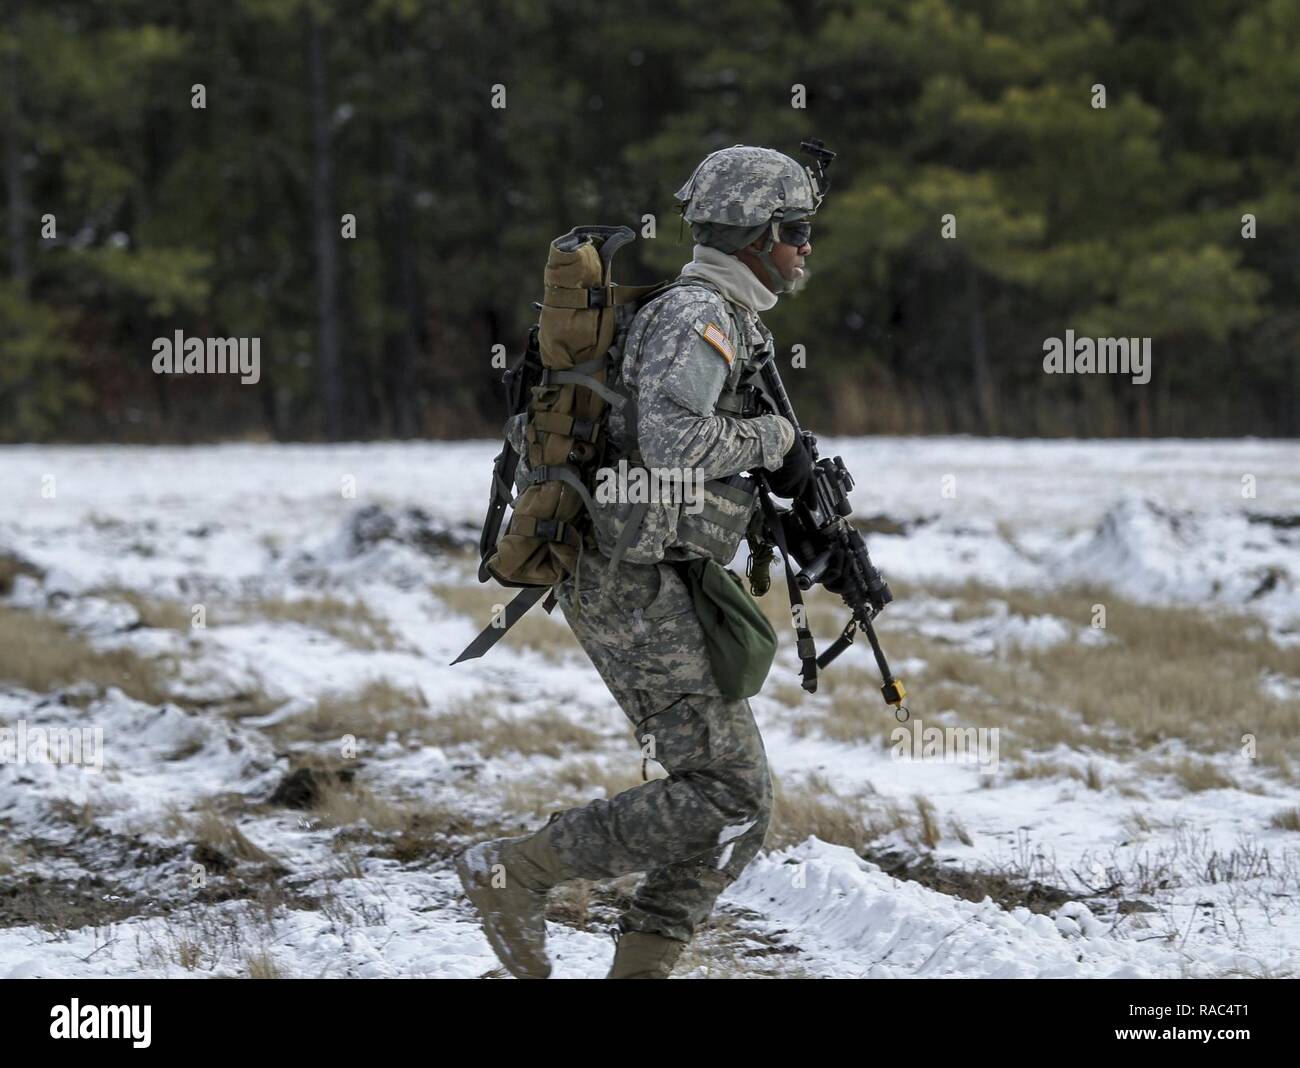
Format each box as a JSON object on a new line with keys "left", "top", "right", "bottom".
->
{"left": 545, "top": 279, "right": 792, "bottom": 943}
{"left": 527, "top": 146, "right": 819, "bottom": 945}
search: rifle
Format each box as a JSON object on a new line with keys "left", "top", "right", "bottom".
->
{"left": 743, "top": 345, "right": 909, "bottom": 721}
{"left": 475, "top": 324, "right": 543, "bottom": 584}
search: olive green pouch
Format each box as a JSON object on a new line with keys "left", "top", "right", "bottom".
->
{"left": 673, "top": 557, "right": 778, "bottom": 700}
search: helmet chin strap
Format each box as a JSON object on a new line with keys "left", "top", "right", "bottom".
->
{"left": 755, "top": 221, "right": 795, "bottom": 295}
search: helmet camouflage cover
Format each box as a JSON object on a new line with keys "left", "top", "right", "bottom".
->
{"left": 674, "top": 145, "right": 821, "bottom": 228}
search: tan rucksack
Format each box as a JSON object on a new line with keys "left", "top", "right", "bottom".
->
{"left": 454, "top": 225, "right": 709, "bottom": 667}
{"left": 480, "top": 225, "right": 666, "bottom": 588}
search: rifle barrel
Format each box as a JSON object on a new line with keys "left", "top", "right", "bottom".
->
{"left": 757, "top": 351, "right": 804, "bottom": 440}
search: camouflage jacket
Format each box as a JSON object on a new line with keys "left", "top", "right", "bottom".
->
{"left": 593, "top": 264, "right": 794, "bottom": 563}
{"left": 507, "top": 259, "right": 793, "bottom": 566}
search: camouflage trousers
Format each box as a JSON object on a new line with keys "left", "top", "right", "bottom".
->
{"left": 545, "top": 548, "right": 774, "bottom": 944}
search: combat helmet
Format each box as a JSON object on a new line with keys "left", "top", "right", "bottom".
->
{"left": 674, "top": 144, "right": 826, "bottom": 292}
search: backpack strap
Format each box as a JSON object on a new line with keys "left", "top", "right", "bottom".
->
{"left": 524, "top": 462, "right": 600, "bottom": 516}
{"left": 595, "top": 500, "right": 651, "bottom": 607}
{"left": 532, "top": 411, "right": 600, "bottom": 442}
{"left": 540, "top": 353, "right": 628, "bottom": 410}
{"left": 543, "top": 281, "right": 664, "bottom": 310}
{"left": 507, "top": 514, "right": 584, "bottom": 550}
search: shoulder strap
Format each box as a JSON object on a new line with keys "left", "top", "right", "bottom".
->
{"left": 759, "top": 486, "right": 820, "bottom": 693}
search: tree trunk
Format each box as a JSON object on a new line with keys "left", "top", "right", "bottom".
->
{"left": 966, "top": 262, "right": 997, "bottom": 433}
{"left": 307, "top": 10, "right": 342, "bottom": 440}
{"left": 4, "top": 26, "right": 28, "bottom": 291}
{"left": 389, "top": 118, "right": 420, "bottom": 438}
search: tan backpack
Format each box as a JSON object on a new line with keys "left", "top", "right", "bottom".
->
{"left": 480, "top": 225, "right": 666, "bottom": 588}
{"left": 454, "top": 225, "right": 710, "bottom": 667}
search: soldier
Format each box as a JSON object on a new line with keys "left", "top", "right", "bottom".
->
{"left": 458, "top": 146, "right": 821, "bottom": 979}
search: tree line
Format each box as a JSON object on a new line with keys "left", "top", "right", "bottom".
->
{"left": 2, "top": 0, "right": 1296, "bottom": 443}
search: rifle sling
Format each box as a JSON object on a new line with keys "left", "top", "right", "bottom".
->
{"left": 760, "top": 485, "right": 819, "bottom": 693}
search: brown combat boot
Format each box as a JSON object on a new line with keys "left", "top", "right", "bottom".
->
{"left": 607, "top": 930, "right": 687, "bottom": 979}
{"left": 456, "top": 821, "right": 573, "bottom": 980}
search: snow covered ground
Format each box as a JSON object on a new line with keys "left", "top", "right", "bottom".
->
{"left": 1, "top": 437, "right": 1298, "bottom": 978}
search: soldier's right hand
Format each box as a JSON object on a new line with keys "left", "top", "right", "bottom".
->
{"left": 766, "top": 431, "right": 814, "bottom": 499}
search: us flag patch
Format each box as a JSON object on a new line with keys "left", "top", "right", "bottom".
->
{"left": 698, "top": 321, "right": 734, "bottom": 364}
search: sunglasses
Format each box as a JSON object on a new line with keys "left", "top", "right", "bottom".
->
{"left": 777, "top": 220, "right": 813, "bottom": 247}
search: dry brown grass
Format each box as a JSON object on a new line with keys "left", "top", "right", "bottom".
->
{"left": 310, "top": 777, "right": 417, "bottom": 833}
{"left": 767, "top": 679, "right": 808, "bottom": 709}
{"left": 263, "top": 679, "right": 428, "bottom": 744}
{"left": 545, "top": 880, "right": 593, "bottom": 929}
{"left": 1121, "top": 809, "right": 1153, "bottom": 837}
{"left": 1012, "top": 587, "right": 1298, "bottom": 745}
{"left": 860, "top": 581, "right": 1300, "bottom": 778}
{"left": 94, "top": 586, "right": 394, "bottom": 643}
{"left": 767, "top": 772, "right": 906, "bottom": 851}
{"left": 0, "top": 551, "right": 42, "bottom": 595}
{"left": 266, "top": 684, "right": 606, "bottom": 759}
{"left": 754, "top": 582, "right": 847, "bottom": 643}
{"left": 134, "top": 897, "right": 283, "bottom": 975}
{"left": 1083, "top": 761, "right": 1105, "bottom": 791}
{"left": 914, "top": 794, "right": 940, "bottom": 848}
{"left": 1256, "top": 748, "right": 1297, "bottom": 780}
{"left": 804, "top": 663, "right": 903, "bottom": 744}
{"left": 674, "top": 907, "right": 819, "bottom": 979}
{"left": 424, "top": 698, "right": 605, "bottom": 758}
{"left": 798, "top": 636, "right": 1070, "bottom": 754}
{"left": 172, "top": 933, "right": 205, "bottom": 971}
{"left": 752, "top": 575, "right": 1300, "bottom": 801}
{"left": 500, "top": 756, "right": 648, "bottom": 818}
{"left": 48, "top": 796, "right": 126, "bottom": 829}
{"left": 243, "top": 949, "right": 283, "bottom": 979}
{"left": 554, "top": 756, "right": 648, "bottom": 793}
{"left": 1148, "top": 755, "right": 1238, "bottom": 793}
{"left": 1118, "top": 809, "right": 1189, "bottom": 840}
{"left": 1009, "top": 758, "right": 1077, "bottom": 782}
{"left": 0, "top": 839, "right": 30, "bottom": 876}
{"left": 507, "top": 615, "right": 583, "bottom": 658}
{"left": 234, "top": 594, "right": 401, "bottom": 651}
{"left": 93, "top": 588, "right": 194, "bottom": 630}
{"left": 333, "top": 795, "right": 515, "bottom": 863}
{"left": 190, "top": 804, "right": 278, "bottom": 864}
{"left": 430, "top": 580, "right": 501, "bottom": 622}
{"left": 0, "top": 603, "right": 171, "bottom": 704}
{"left": 1269, "top": 807, "right": 1300, "bottom": 831}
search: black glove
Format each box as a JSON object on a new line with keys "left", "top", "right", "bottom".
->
{"left": 778, "top": 512, "right": 850, "bottom": 592}
{"left": 766, "top": 434, "right": 814, "bottom": 499}
{"left": 820, "top": 544, "right": 854, "bottom": 596}
{"left": 822, "top": 542, "right": 890, "bottom": 609}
